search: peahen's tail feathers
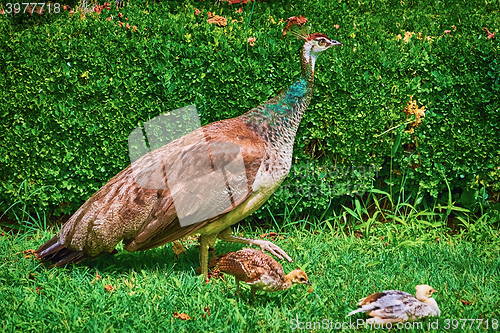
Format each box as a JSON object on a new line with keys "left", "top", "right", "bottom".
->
{"left": 35, "top": 235, "right": 88, "bottom": 267}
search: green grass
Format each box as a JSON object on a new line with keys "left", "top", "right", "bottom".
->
{"left": 1, "top": 213, "right": 499, "bottom": 332}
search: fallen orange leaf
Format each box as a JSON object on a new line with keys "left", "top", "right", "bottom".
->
{"left": 173, "top": 311, "right": 191, "bottom": 320}
{"left": 23, "top": 249, "right": 36, "bottom": 259}
{"left": 204, "top": 306, "right": 210, "bottom": 318}
{"left": 91, "top": 271, "right": 102, "bottom": 284}
{"left": 461, "top": 299, "right": 472, "bottom": 306}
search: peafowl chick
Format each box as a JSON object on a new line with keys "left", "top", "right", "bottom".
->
{"left": 347, "top": 285, "right": 440, "bottom": 323}
{"left": 209, "top": 248, "right": 311, "bottom": 301}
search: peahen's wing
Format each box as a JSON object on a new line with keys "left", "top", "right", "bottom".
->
{"left": 53, "top": 117, "right": 266, "bottom": 256}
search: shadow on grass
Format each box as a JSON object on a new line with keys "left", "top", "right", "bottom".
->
{"left": 36, "top": 239, "right": 263, "bottom": 276}
{"left": 70, "top": 246, "right": 198, "bottom": 275}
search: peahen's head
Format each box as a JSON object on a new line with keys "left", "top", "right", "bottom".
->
{"left": 305, "top": 33, "right": 342, "bottom": 57}
{"left": 298, "top": 33, "right": 342, "bottom": 72}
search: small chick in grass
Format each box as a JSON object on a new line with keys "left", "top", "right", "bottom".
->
{"left": 209, "top": 248, "right": 311, "bottom": 301}
{"left": 347, "top": 285, "right": 440, "bottom": 323}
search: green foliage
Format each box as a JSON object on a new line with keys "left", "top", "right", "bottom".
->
{"left": 0, "top": 0, "right": 498, "bottom": 220}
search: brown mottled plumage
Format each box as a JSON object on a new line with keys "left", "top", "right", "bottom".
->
{"left": 347, "top": 285, "right": 440, "bottom": 323}
{"left": 35, "top": 30, "right": 342, "bottom": 278}
{"left": 210, "top": 248, "right": 310, "bottom": 300}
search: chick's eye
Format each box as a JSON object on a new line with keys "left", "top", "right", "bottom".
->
{"left": 318, "top": 40, "right": 325, "bottom": 46}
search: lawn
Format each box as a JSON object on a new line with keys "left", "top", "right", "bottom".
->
{"left": 1, "top": 214, "right": 499, "bottom": 332}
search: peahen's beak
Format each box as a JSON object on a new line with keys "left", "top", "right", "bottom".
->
{"left": 331, "top": 40, "right": 343, "bottom": 47}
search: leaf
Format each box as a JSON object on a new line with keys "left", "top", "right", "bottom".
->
{"left": 91, "top": 271, "right": 102, "bottom": 284}
{"left": 171, "top": 277, "right": 182, "bottom": 289}
{"left": 172, "top": 241, "right": 185, "bottom": 257}
{"left": 173, "top": 311, "right": 191, "bottom": 320}
{"left": 460, "top": 189, "right": 477, "bottom": 207}
{"left": 391, "top": 125, "right": 403, "bottom": 157}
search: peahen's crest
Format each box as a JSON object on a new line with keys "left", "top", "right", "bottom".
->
{"left": 283, "top": 15, "right": 310, "bottom": 39}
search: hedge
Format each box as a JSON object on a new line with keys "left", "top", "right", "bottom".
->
{"left": 0, "top": 0, "right": 498, "bottom": 221}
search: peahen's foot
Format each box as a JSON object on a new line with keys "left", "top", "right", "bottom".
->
{"left": 248, "top": 239, "right": 293, "bottom": 263}
{"left": 217, "top": 227, "right": 293, "bottom": 263}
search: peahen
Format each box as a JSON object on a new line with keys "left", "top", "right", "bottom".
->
{"left": 36, "top": 29, "right": 342, "bottom": 278}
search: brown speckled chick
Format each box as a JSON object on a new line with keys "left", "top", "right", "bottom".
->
{"left": 209, "top": 248, "right": 310, "bottom": 301}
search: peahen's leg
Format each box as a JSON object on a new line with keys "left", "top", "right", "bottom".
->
{"left": 235, "top": 279, "right": 241, "bottom": 300}
{"left": 199, "top": 234, "right": 218, "bottom": 280}
{"left": 218, "top": 227, "right": 293, "bottom": 262}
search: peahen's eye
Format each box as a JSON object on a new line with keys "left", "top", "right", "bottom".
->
{"left": 318, "top": 39, "right": 326, "bottom": 46}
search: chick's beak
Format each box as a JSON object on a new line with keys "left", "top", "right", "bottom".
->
{"left": 432, "top": 288, "right": 438, "bottom": 294}
{"left": 306, "top": 280, "right": 312, "bottom": 286}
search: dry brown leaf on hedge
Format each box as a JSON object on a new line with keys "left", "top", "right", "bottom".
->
{"left": 207, "top": 15, "right": 227, "bottom": 27}
{"left": 25, "top": 5, "right": 34, "bottom": 15}
{"left": 172, "top": 241, "right": 185, "bottom": 257}
{"left": 402, "top": 96, "right": 426, "bottom": 133}
{"left": 483, "top": 27, "right": 495, "bottom": 39}
{"left": 34, "top": 6, "right": 45, "bottom": 15}
{"left": 173, "top": 311, "right": 191, "bottom": 320}
{"left": 105, "top": 284, "right": 114, "bottom": 293}
{"left": 283, "top": 15, "right": 308, "bottom": 36}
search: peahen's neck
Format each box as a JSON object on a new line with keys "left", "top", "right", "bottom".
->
{"left": 241, "top": 43, "right": 318, "bottom": 145}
